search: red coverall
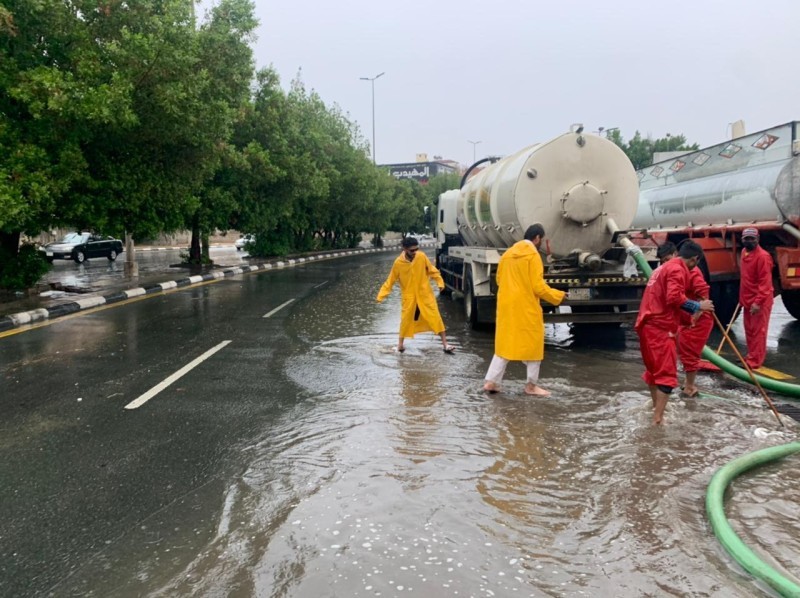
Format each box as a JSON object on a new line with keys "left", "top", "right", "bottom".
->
{"left": 739, "top": 245, "right": 774, "bottom": 369}
{"left": 635, "top": 258, "right": 694, "bottom": 389}
{"left": 678, "top": 267, "right": 715, "bottom": 372}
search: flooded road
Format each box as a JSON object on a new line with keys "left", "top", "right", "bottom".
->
{"left": 2, "top": 250, "right": 798, "bottom": 596}
{"left": 40, "top": 246, "right": 252, "bottom": 290}
{"left": 150, "top": 253, "right": 800, "bottom": 597}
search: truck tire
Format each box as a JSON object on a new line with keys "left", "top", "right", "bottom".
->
{"left": 781, "top": 289, "right": 800, "bottom": 320}
{"left": 464, "top": 271, "right": 479, "bottom": 328}
{"left": 710, "top": 281, "right": 740, "bottom": 328}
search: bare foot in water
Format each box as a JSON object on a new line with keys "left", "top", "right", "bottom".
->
{"left": 483, "top": 382, "right": 500, "bottom": 394}
{"left": 524, "top": 383, "right": 551, "bottom": 397}
{"left": 681, "top": 386, "right": 699, "bottom": 398}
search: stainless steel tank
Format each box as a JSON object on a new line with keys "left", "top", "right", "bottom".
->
{"left": 457, "top": 131, "right": 639, "bottom": 257}
{"left": 632, "top": 122, "right": 800, "bottom": 229}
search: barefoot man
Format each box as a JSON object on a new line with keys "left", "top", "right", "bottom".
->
{"left": 377, "top": 236, "right": 454, "bottom": 354}
{"left": 636, "top": 240, "right": 714, "bottom": 425}
{"left": 657, "top": 242, "right": 717, "bottom": 398}
{"left": 483, "top": 224, "right": 565, "bottom": 396}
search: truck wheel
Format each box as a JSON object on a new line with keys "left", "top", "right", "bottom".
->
{"left": 781, "top": 289, "right": 800, "bottom": 320}
{"left": 464, "top": 272, "right": 479, "bottom": 328}
{"left": 710, "top": 281, "right": 739, "bottom": 327}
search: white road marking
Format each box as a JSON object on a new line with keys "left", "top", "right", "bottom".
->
{"left": 124, "top": 340, "right": 232, "bottom": 410}
{"left": 263, "top": 299, "right": 295, "bottom": 318}
{"left": 313, "top": 281, "right": 329, "bottom": 289}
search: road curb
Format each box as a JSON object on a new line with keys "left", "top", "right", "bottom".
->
{"left": 0, "top": 243, "right": 433, "bottom": 333}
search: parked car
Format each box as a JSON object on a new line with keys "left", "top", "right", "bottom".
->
{"left": 40, "top": 232, "right": 124, "bottom": 264}
{"left": 235, "top": 234, "right": 255, "bottom": 251}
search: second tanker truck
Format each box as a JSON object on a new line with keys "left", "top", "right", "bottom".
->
{"left": 630, "top": 120, "right": 800, "bottom": 325}
{"left": 435, "top": 126, "right": 646, "bottom": 326}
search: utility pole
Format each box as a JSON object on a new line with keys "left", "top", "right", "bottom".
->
{"left": 468, "top": 140, "right": 482, "bottom": 164}
{"left": 360, "top": 72, "right": 385, "bottom": 164}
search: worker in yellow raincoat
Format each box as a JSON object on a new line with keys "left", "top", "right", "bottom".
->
{"left": 483, "top": 224, "right": 565, "bottom": 396}
{"left": 376, "top": 236, "right": 455, "bottom": 354}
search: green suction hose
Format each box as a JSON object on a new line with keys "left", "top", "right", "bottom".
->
{"left": 706, "top": 442, "right": 800, "bottom": 597}
{"left": 619, "top": 241, "right": 800, "bottom": 593}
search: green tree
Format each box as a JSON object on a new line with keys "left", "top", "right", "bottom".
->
{"left": 0, "top": 0, "right": 136, "bottom": 257}
{"left": 389, "top": 179, "right": 427, "bottom": 235}
{"left": 608, "top": 129, "right": 699, "bottom": 170}
{"left": 184, "top": 0, "right": 258, "bottom": 264}
{"left": 419, "top": 172, "right": 461, "bottom": 230}
{"left": 228, "top": 68, "right": 390, "bottom": 257}
{"left": 362, "top": 170, "right": 397, "bottom": 247}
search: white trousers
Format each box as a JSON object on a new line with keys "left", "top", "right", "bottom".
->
{"left": 484, "top": 355, "right": 542, "bottom": 385}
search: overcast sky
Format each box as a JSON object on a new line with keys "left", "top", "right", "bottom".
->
{"left": 205, "top": 0, "right": 798, "bottom": 166}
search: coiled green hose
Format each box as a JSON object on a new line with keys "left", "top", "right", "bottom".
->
{"left": 624, "top": 243, "right": 800, "bottom": 593}
{"left": 706, "top": 442, "right": 800, "bottom": 597}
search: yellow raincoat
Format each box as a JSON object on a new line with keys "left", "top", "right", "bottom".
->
{"left": 377, "top": 251, "right": 446, "bottom": 338}
{"left": 495, "top": 240, "right": 565, "bottom": 361}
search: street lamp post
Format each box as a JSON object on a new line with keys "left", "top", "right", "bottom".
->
{"left": 599, "top": 126, "right": 619, "bottom": 139}
{"left": 360, "top": 72, "right": 384, "bottom": 164}
{"left": 468, "top": 140, "right": 482, "bottom": 163}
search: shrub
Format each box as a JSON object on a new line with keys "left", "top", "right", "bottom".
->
{"left": 0, "top": 244, "right": 52, "bottom": 290}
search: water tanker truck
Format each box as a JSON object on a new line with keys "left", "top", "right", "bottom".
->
{"left": 629, "top": 121, "right": 800, "bottom": 324}
{"left": 435, "top": 126, "right": 645, "bottom": 326}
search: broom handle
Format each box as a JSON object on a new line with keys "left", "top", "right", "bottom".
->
{"left": 715, "top": 303, "right": 741, "bottom": 354}
{"left": 712, "top": 312, "right": 784, "bottom": 427}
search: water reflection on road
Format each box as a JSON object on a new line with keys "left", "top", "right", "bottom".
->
{"left": 151, "top": 255, "right": 799, "bottom": 597}
{"left": 41, "top": 246, "right": 251, "bottom": 292}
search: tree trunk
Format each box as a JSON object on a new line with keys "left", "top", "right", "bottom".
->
{"left": 0, "top": 231, "right": 21, "bottom": 257}
{"left": 201, "top": 232, "right": 210, "bottom": 263}
{"left": 189, "top": 216, "right": 201, "bottom": 264}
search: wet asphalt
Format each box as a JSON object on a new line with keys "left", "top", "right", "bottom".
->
{"left": 0, "top": 248, "right": 798, "bottom": 596}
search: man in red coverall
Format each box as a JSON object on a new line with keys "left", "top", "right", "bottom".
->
{"left": 739, "top": 228, "right": 774, "bottom": 369}
{"left": 636, "top": 241, "right": 714, "bottom": 425}
{"left": 657, "top": 242, "right": 717, "bottom": 398}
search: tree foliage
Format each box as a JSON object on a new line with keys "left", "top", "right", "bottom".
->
{"left": 0, "top": 0, "right": 450, "bottom": 285}
{"left": 607, "top": 129, "right": 700, "bottom": 170}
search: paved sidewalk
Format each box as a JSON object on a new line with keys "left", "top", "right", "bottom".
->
{"left": 0, "top": 242, "right": 424, "bottom": 333}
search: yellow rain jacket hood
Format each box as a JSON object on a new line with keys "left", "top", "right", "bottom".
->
{"left": 377, "top": 251, "right": 446, "bottom": 339}
{"left": 495, "top": 240, "right": 565, "bottom": 361}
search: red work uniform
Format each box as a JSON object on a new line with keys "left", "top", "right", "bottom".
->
{"left": 739, "top": 245, "right": 774, "bottom": 369}
{"left": 677, "top": 267, "right": 715, "bottom": 372}
{"left": 635, "top": 258, "right": 696, "bottom": 390}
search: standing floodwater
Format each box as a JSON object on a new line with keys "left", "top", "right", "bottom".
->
{"left": 2, "top": 251, "right": 797, "bottom": 597}
{"left": 147, "top": 252, "right": 799, "bottom": 597}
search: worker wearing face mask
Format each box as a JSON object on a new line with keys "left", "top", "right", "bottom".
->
{"left": 738, "top": 228, "right": 774, "bottom": 369}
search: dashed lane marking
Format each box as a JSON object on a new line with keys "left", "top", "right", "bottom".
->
{"left": 124, "top": 340, "right": 232, "bottom": 410}
{"left": 262, "top": 299, "right": 295, "bottom": 318}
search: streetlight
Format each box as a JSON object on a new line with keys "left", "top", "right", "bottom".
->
{"left": 599, "top": 126, "right": 619, "bottom": 139}
{"left": 468, "top": 140, "right": 482, "bottom": 163}
{"left": 360, "top": 72, "right": 384, "bottom": 164}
